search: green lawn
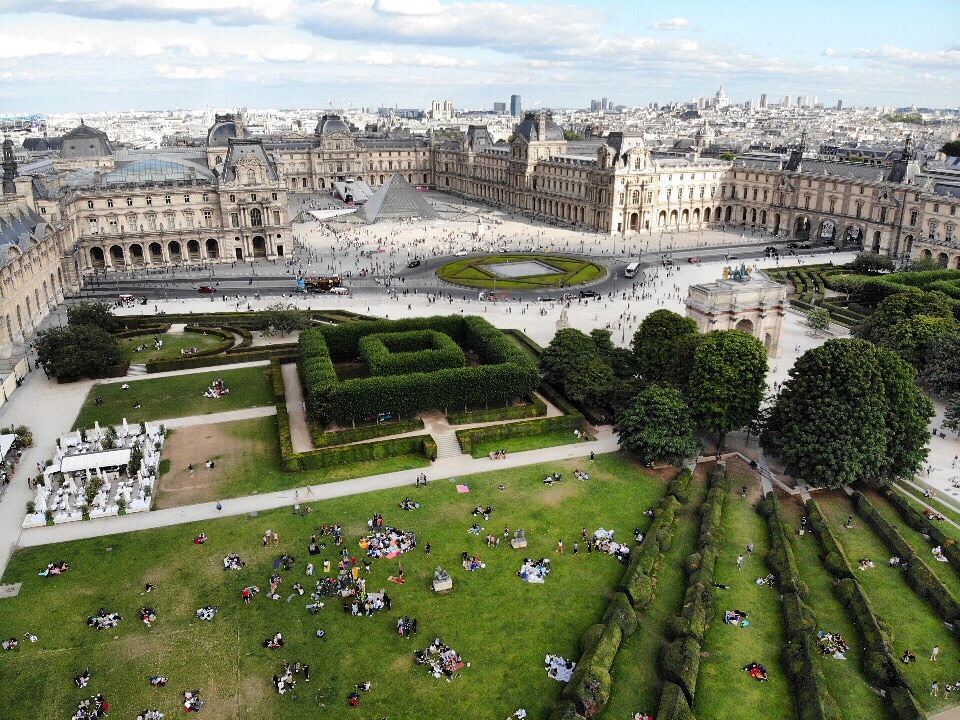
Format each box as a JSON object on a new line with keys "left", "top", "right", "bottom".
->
{"left": 73, "top": 366, "right": 275, "bottom": 429}
{"left": 436, "top": 255, "right": 606, "bottom": 290}
{"left": 0, "top": 453, "right": 667, "bottom": 720}
{"left": 121, "top": 330, "right": 228, "bottom": 362}
{"left": 895, "top": 482, "right": 960, "bottom": 534}
{"left": 693, "top": 467, "right": 797, "bottom": 720}
{"left": 602, "top": 465, "right": 709, "bottom": 719}
{"left": 818, "top": 490, "right": 960, "bottom": 713}
{"left": 469, "top": 430, "right": 590, "bottom": 458}
{"left": 156, "top": 416, "right": 430, "bottom": 508}
{"left": 778, "top": 496, "right": 887, "bottom": 720}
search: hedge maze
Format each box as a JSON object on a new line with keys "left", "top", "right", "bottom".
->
{"left": 299, "top": 315, "right": 540, "bottom": 425}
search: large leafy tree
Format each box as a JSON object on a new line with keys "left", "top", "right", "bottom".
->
{"left": 849, "top": 252, "right": 894, "bottom": 275}
{"left": 631, "top": 310, "right": 699, "bottom": 385}
{"left": 944, "top": 395, "right": 960, "bottom": 436}
{"left": 590, "top": 328, "right": 636, "bottom": 379}
{"left": 922, "top": 330, "right": 960, "bottom": 394}
{"left": 688, "top": 330, "right": 767, "bottom": 448}
{"left": 615, "top": 385, "right": 697, "bottom": 465}
{"left": 540, "top": 328, "right": 614, "bottom": 409}
{"left": 762, "top": 339, "right": 932, "bottom": 488}
{"left": 884, "top": 314, "right": 956, "bottom": 371}
{"left": 257, "top": 303, "right": 307, "bottom": 336}
{"left": 35, "top": 324, "right": 122, "bottom": 381}
{"left": 67, "top": 301, "right": 121, "bottom": 333}
{"left": 856, "top": 289, "right": 955, "bottom": 347}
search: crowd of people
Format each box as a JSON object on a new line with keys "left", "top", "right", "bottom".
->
{"left": 202, "top": 379, "right": 229, "bottom": 399}
{"left": 817, "top": 630, "right": 849, "bottom": 659}
{"left": 518, "top": 557, "right": 551, "bottom": 583}
{"left": 545, "top": 654, "right": 576, "bottom": 682}
{"left": 72, "top": 694, "right": 109, "bottom": 719}
{"left": 360, "top": 526, "right": 416, "bottom": 559}
{"left": 39, "top": 560, "right": 70, "bottom": 577}
{"left": 415, "top": 638, "right": 465, "bottom": 679}
{"left": 724, "top": 609, "right": 749, "bottom": 626}
{"left": 222, "top": 553, "right": 245, "bottom": 570}
{"left": 87, "top": 609, "right": 123, "bottom": 630}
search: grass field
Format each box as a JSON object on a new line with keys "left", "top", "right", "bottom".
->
{"left": 0, "top": 453, "right": 667, "bottom": 720}
{"left": 818, "top": 490, "right": 960, "bottom": 714}
{"left": 693, "top": 465, "right": 797, "bottom": 720}
{"left": 155, "top": 416, "right": 430, "bottom": 508}
{"left": 778, "top": 496, "right": 887, "bottom": 720}
{"left": 436, "top": 254, "right": 606, "bottom": 290}
{"left": 120, "top": 331, "right": 228, "bottom": 363}
{"left": 73, "top": 366, "right": 275, "bottom": 430}
{"left": 469, "top": 430, "right": 589, "bottom": 459}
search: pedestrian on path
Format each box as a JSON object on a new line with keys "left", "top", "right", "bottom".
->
{"left": 216, "top": 501, "right": 222, "bottom": 512}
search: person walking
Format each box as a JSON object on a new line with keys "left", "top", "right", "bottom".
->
{"left": 931, "top": 645, "right": 941, "bottom": 661}
{"left": 737, "top": 554, "right": 744, "bottom": 569}
{"left": 216, "top": 501, "right": 222, "bottom": 513}
{"left": 557, "top": 540, "right": 564, "bottom": 554}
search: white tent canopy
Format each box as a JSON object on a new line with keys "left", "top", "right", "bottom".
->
{"left": 58, "top": 448, "right": 131, "bottom": 474}
{"left": 0, "top": 433, "right": 16, "bottom": 460}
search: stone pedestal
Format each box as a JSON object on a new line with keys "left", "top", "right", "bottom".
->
{"left": 511, "top": 538, "right": 528, "bottom": 549}
{"left": 433, "top": 578, "right": 453, "bottom": 592}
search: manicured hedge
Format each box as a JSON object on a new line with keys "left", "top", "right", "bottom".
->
{"left": 668, "top": 469, "right": 693, "bottom": 505}
{"left": 456, "top": 413, "right": 585, "bottom": 455}
{"left": 115, "top": 323, "right": 170, "bottom": 338}
{"left": 300, "top": 315, "right": 539, "bottom": 424}
{"left": 359, "top": 329, "right": 466, "bottom": 376}
{"left": 281, "top": 431, "right": 435, "bottom": 472}
{"left": 313, "top": 418, "right": 426, "bottom": 448}
{"left": 657, "top": 681, "right": 695, "bottom": 720}
{"left": 548, "top": 702, "right": 585, "bottom": 720}
{"left": 270, "top": 359, "right": 286, "bottom": 403}
{"left": 181, "top": 325, "right": 235, "bottom": 355}
{"left": 661, "top": 637, "right": 700, "bottom": 706}
{"left": 447, "top": 393, "right": 547, "bottom": 425}
{"left": 883, "top": 485, "right": 960, "bottom": 568}
{"left": 146, "top": 344, "right": 297, "bottom": 373}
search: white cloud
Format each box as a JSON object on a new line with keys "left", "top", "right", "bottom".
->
{"left": 651, "top": 17, "right": 689, "bottom": 31}
{"left": 133, "top": 36, "right": 208, "bottom": 57}
{"left": 5, "top": 0, "right": 293, "bottom": 24}
{"left": 373, "top": 0, "right": 442, "bottom": 15}
{"left": 0, "top": 32, "right": 100, "bottom": 59}
{"left": 156, "top": 63, "right": 224, "bottom": 80}
{"left": 257, "top": 43, "right": 315, "bottom": 62}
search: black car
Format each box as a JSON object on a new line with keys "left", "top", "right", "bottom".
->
{"left": 723, "top": 253, "right": 738, "bottom": 260}
{"left": 579, "top": 290, "right": 600, "bottom": 298}
{"left": 407, "top": 259, "right": 421, "bottom": 268}
{"left": 786, "top": 242, "right": 799, "bottom": 249}
{"left": 764, "top": 246, "right": 778, "bottom": 253}
{"left": 799, "top": 243, "right": 812, "bottom": 249}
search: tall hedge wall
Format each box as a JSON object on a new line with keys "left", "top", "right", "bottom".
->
{"left": 358, "top": 330, "right": 466, "bottom": 376}
{"left": 299, "top": 315, "right": 540, "bottom": 424}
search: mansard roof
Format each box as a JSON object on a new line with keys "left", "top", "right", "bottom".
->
{"left": 60, "top": 121, "right": 113, "bottom": 159}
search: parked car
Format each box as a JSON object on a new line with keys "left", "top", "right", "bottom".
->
{"left": 407, "top": 259, "right": 422, "bottom": 268}
{"left": 198, "top": 286, "right": 216, "bottom": 294}
{"left": 330, "top": 287, "right": 350, "bottom": 295}
{"left": 786, "top": 242, "right": 799, "bottom": 249}
{"left": 579, "top": 290, "right": 600, "bottom": 298}
{"left": 687, "top": 257, "right": 701, "bottom": 264}
{"left": 799, "top": 243, "right": 812, "bottom": 249}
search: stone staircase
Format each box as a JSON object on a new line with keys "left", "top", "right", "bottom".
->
{"left": 127, "top": 364, "right": 148, "bottom": 376}
{"left": 432, "top": 430, "right": 463, "bottom": 459}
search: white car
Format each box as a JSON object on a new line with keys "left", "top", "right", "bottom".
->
{"left": 330, "top": 287, "right": 350, "bottom": 295}
{"left": 454, "top": 249, "right": 469, "bottom": 256}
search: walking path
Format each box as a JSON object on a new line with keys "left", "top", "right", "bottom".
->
{"left": 280, "top": 363, "right": 312, "bottom": 452}
{"left": 99, "top": 359, "right": 270, "bottom": 383}
{"left": 162, "top": 406, "right": 277, "bottom": 430}
{"left": 17, "top": 425, "right": 618, "bottom": 547}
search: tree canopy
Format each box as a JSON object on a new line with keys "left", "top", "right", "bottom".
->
{"left": 855, "top": 288, "right": 956, "bottom": 370}
{"left": 35, "top": 324, "right": 122, "bottom": 382}
{"left": 921, "top": 330, "right": 960, "bottom": 395}
{"left": 762, "top": 338, "right": 932, "bottom": 488}
{"left": 540, "top": 328, "right": 614, "bottom": 411}
{"left": 908, "top": 256, "right": 940, "bottom": 272}
{"left": 631, "top": 310, "right": 699, "bottom": 386}
{"left": 942, "top": 141, "right": 960, "bottom": 158}
{"left": 67, "top": 301, "right": 122, "bottom": 333}
{"left": 849, "top": 252, "right": 894, "bottom": 276}
{"left": 805, "top": 307, "right": 831, "bottom": 332}
{"left": 687, "top": 330, "right": 767, "bottom": 446}
{"left": 256, "top": 303, "right": 307, "bottom": 336}
{"left": 615, "top": 384, "right": 697, "bottom": 465}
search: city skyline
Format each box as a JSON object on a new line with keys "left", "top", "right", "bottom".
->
{"left": 1, "top": 0, "right": 958, "bottom": 114}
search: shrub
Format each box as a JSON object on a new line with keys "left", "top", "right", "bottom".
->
{"left": 602, "top": 592, "right": 637, "bottom": 638}
{"left": 447, "top": 393, "right": 547, "bottom": 424}
{"left": 313, "top": 419, "right": 425, "bottom": 448}
{"left": 358, "top": 329, "right": 466, "bottom": 376}
{"left": 549, "top": 702, "right": 586, "bottom": 720}
{"left": 656, "top": 681, "right": 694, "bottom": 720}
{"left": 563, "top": 663, "right": 612, "bottom": 717}
{"left": 885, "top": 686, "right": 926, "bottom": 720}
{"left": 668, "top": 468, "right": 693, "bottom": 504}
{"left": 661, "top": 638, "right": 701, "bottom": 705}
{"left": 580, "top": 623, "right": 605, "bottom": 655}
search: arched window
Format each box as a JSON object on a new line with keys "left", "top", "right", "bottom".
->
{"left": 246, "top": 169, "right": 256, "bottom": 185}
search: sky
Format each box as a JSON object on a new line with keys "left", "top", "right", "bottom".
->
{"left": 1, "top": 0, "right": 958, "bottom": 115}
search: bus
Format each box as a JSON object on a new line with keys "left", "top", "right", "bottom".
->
{"left": 298, "top": 275, "right": 342, "bottom": 293}
{"left": 624, "top": 262, "right": 640, "bottom": 278}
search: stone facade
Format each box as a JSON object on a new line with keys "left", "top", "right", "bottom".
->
{"left": 685, "top": 269, "right": 788, "bottom": 357}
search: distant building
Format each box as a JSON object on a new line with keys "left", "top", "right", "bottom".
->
{"left": 836, "top": 99, "right": 843, "bottom": 111}
{"left": 493, "top": 102, "right": 507, "bottom": 113}
{"left": 759, "top": 93, "right": 768, "bottom": 109}
{"left": 430, "top": 100, "right": 454, "bottom": 121}
{"left": 510, "top": 95, "right": 522, "bottom": 118}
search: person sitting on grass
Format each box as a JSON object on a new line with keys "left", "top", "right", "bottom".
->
{"left": 149, "top": 676, "right": 168, "bottom": 686}
{"left": 182, "top": 689, "right": 203, "bottom": 713}
{"left": 74, "top": 669, "right": 91, "bottom": 688}
{"left": 140, "top": 607, "right": 157, "bottom": 626}
{"left": 724, "top": 610, "right": 749, "bottom": 626}
{"left": 742, "top": 662, "right": 768, "bottom": 681}
{"left": 263, "top": 632, "right": 284, "bottom": 650}
{"left": 902, "top": 650, "right": 917, "bottom": 663}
